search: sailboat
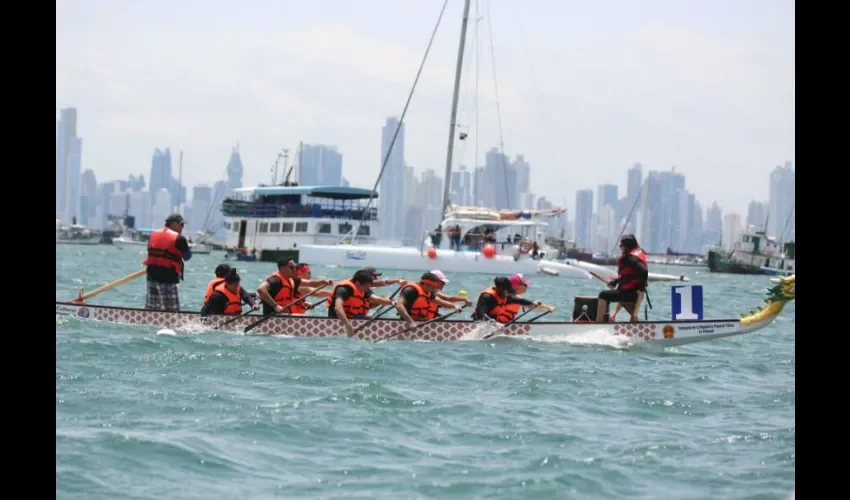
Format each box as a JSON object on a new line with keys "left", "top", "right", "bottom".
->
{"left": 219, "top": 0, "right": 687, "bottom": 283}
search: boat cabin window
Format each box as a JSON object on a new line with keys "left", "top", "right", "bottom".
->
{"left": 357, "top": 225, "right": 370, "bottom": 236}
{"left": 339, "top": 223, "right": 352, "bottom": 234}
{"left": 318, "top": 223, "right": 332, "bottom": 234}
{"left": 295, "top": 222, "right": 308, "bottom": 233}
{"left": 269, "top": 222, "right": 281, "bottom": 233}
{"left": 282, "top": 222, "right": 293, "bottom": 232}
{"left": 258, "top": 223, "right": 269, "bottom": 233}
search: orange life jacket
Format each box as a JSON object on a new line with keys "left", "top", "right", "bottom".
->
{"left": 403, "top": 283, "right": 439, "bottom": 321}
{"left": 288, "top": 288, "right": 306, "bottom": 314}
{"left": 212, "top": 282, "right": 243, "bottom": 315}
{"left": 617, "top": 248, "right": 648, "bottom": 291}
{"left": 143, "top": 228, "right": 184, "bottom": 275}
{"left": 477, "top": 286, "right": 515, "bottom": 324}
{"left": 204, "top": 278, "right": 226, "bottom": 304}
{"left": 266, "top": 271, "right": 297, "bottom": 309}
{"left": 325, "top": 279, "right": 370, "bottom": 318}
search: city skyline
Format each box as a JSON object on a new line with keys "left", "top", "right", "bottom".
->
{"left": 56, "top": 0, "right": 794, "bottom": 218}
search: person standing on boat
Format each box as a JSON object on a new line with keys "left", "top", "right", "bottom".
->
{"left": 430, "top": 270, "right": 473, "bottom": 307}
{"left": 327, "top": 269, "right": 396, "bottom": 336}
{"left": 203, "top": 264, "right": 232, "bottom": 306}
{"left": 256, "top": 258, "right": 332, "bottom": 316}
{"left": 287, "top": 263, "right": 332, "bottom": 314}
{"left": 472, "top": 276, "right": 555, "bottom": 323}
{"left": 596, "top": 234, "right": 649, "bottom": 322}
{"left": 201, "top": 269, "right": 259, "bottom": 316}
{"left": 143, "top": 213, "right": 192, "bottom": 312}
{"left": 394, "top": 272, "right": 463, "bottom": 328}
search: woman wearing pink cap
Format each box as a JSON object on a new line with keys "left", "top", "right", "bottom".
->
{"left": 430, "top": 270, "right": 473, "bottom": 307}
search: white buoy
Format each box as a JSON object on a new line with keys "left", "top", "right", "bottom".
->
{"left": 156, "top": 328, "right": 177, "bottom": 336}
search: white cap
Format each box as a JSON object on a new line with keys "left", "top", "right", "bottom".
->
{"left": 430, "top": 269, "right": 449, "bottom": 284}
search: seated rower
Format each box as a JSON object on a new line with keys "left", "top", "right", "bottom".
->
{"left": 257, "top": 258, "right": 333, "bottom": 316}
{"left": 200, "top": 269, "right": 259, "bottom": 316}
{"left": 472, "top": 276, "right": 555, "bottom": 324}
{"left": 203, "top": 264, "right": 232, "bottom": 307}
{"left": 395, "top": 272, "right": 463, "bottom": 328}
{"left": 327, "top": 269, "right": 396, "bottom": 336}
{"left": 430, "top": 269, "right": 473, "bottom": 307}
{"left": 596, "top": 234, "right": 648, "bottom": 323}
{"left": 288, "top": 263, "right": 332, "bottom": 314}
{"left": 504, "top": 273, "right": 549, "bottom": 317}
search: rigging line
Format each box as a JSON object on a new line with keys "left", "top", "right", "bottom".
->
{"left": 779, "top": 202, "right": 795, "bottom": 243}
{"left": 201, "top": 165, "right": 231, "bottom": 232}
{"left": 485, "top": 0, "right": 510, "bottom": 210}
{"left": 473, "top": 0, "right": 481, "bottom": 205}
{"left": 511, "top": 0, "right": 558, "bottom": 190}
{"left": 349, "top": 0, "right": 451, "bottom": 244}
{"left": 609, "top": 180, "right": 645, "bottom": 255}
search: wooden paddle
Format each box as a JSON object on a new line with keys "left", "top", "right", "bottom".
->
{"left": 243, "top": 283, "right": 330, "bottom": 333}
{"left": 71, "top": 269, "right": 146, "bottom": 304}
{"left": 350, "top": 284, "right": 405, "bottom": 334}
{"left": 376, "top": 305, "right": 468, "bottom": 343}
{"left": 481, "top": 306, "right": 548, "bottom": 340}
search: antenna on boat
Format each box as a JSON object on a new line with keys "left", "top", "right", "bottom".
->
{"left": 441, "top": 0, "right": 473, "bottom": 218}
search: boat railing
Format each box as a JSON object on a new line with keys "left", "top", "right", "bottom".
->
{"left": 222, "top": 201, "right": 378, "bottom": 221}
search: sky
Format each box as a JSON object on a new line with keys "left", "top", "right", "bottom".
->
{"left": 56, "top": 0, "right": 795, "bottom": 218}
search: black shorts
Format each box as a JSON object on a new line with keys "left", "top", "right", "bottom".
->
{"left": 598, "top": 288, "right": 639, "bottom": 304}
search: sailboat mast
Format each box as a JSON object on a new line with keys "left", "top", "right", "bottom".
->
{"left": 441, "top": 0, "right": 473, "bottom": 217}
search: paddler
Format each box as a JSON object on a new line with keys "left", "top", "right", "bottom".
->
{"left": 203, "top": 264, "right": 232, "bottom": 306}
{"left": 256, "top": 258, "right": 333, "bottom": 316}
{"left": 472, "top": 276, "right": 555, "bottom": 323}
{"left": 394, "top": 272, "right": 463, "bottom": 328}
{"left": 502, "top": 273, "right": 549, "bottom": 317}
{"left": 327, "top": 268, "right": 396, "bottom": 336}
{"left": 143, "top": 213, "right": 192, "bottom": 312}
{"left": 200, "top": 269, "right": 259, "bottom": 316}
{"left": 430, "top": 269, "right": 473, "bottom": 307}
{"left": 286, "top": 263, "right": 332, "bottom": 314}
{"left": 596, "top": 234, "right": 648, "bottom": 322}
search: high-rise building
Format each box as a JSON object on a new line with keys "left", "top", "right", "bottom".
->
{"left": 449, "top": 165, "right": 474, "bottom": 206}
{"left": 56, "top": 107, "right": 82, "bottom": 223}
{"left": 746, "top": 200, "right": 767, "bottom": 233}
{"left": 704, "top": 202, "right": 723, "bottom": 247}
{"left": 226, "top": 146, "right": 244, "bottom": 193}
{"left": 378, "top": 117, "right": 406, "bottom": 241}
{"left": 722, "top": 213, "right": 742, "bottom": 250}
{"left": 597, "top": 183, "right": 619, "bottom": 215}
{"left": 299, "top": 144, "right": 343, "bottom": 186}
{"left": 625, "top": 163, "right": 643, "bottom": 233}
{"left": 575, "top": 189, "right": 593, "bottom": 249}
{"left": 768, "top": 162, "right": 794, "bottom": 240}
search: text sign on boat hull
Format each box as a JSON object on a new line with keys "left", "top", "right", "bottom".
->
{"left": 670, "top": 321, "right": 737, "bottom": 337}
{"left": 55, "top": 304, "right": 92, "bottom": 319}
{"left": 672, "top": 285, "right": 703, "bottom": 320}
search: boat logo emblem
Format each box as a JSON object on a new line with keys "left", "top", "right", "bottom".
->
{"left": 662, "top": 325, "right": 675, "bottom": 339}
{"left": 77, "top": 307, "right": 90, "bottom": 319}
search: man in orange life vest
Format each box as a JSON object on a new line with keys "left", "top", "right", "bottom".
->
{"left": 200, "top": 269, "right": 259, "bottom": 316}
{"left": 394, "top": 272, "right": 463, "bottom": 328}
{"left": 327, "top": 269, "right": 396, "bottom": 336}
{"left": 429, "top": 269, "right": 473, "bottom": 307}
{"left": 596, "top": 234, "right": 649, "bottom": 322}
{"left": 143, "top": 213, "right": 192, "bottom": 312}
{"left": 471, "top": 276, "right": 555, "bottom": 323}
{"left": 256, "top": 258, "right": 333, "bottom": 316}
{"left": 203, "top": 264, "right": 232, "bottom": 306}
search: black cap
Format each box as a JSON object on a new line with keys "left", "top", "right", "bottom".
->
{"left": 359, "top": 266, "right": 382, "bottom": 277}
{"left": 214, "top": 264, "right": 232, "bottom": 278}
{"left": 494, "top": 276, "right": 515, "bottom": 294}
{"left": 352, "top": 270, "right": 374, "bottom": 284}
{"left": 165, "top": 213, "right": 186, "bottom": 225}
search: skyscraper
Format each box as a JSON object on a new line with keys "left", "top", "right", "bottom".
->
{"left": 625, "top": 163, "right": 643, "bottom": 233}
{"left": 768, "top": 162, "right": 794, "bottom": 240}
{"left": 56, "top": 107, "right": 82, "bottom": 222}
{"left": 299, "top": 144, "right": 343, "bottom": 186}
{"left": 226, "top": 146, "right": 244, "bottom": 193}
{"left": 378, "top": 117, "right": 406, "bottom": 241}
{"left": 575, "top": 189, "right": 593, "bottom": 249}
{"left": 746, "top": 201, "right": 767, "bottom": 233}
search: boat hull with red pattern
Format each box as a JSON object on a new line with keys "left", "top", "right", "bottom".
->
{"left": 56, "top": 301, "right": 781, "bottom": 347}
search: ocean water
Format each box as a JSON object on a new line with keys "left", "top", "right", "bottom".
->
{"left": 56, "top": 245, "right": 795, "bottom": 499}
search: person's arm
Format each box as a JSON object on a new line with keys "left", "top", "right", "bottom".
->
{"left": 628, "top": 255, "right": 649, "bottom": 284}
{"left": 472, "top": 293, "right": 496, "bottom": 320}
{"left": 436, "top": 291, "right": 472, "bottom": 307}
{"left": 257, "top": 277, "right": 284, "bottom": 313}
{"left": 301, "top": 278, "right": 333, "bottom": 288}
{"left": 506, "top": 294, "right": 556, "bottom": 312}
{"left": 394, "top": 287, "right": 418, "bottom": 326}
{"left": 333, "top": 287, "right": 354, "bottom": 335}
{"left": 239, "top": 287, "right": 259, "bottom": 309}
{"left": 372, "top": 277, "right": 407, "bottom": 288}
{"left": 434, "top": 295, "right": 462, "bottom": 312}
{"left": 176, "top": 236, "right": 191, "bottom": 261}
